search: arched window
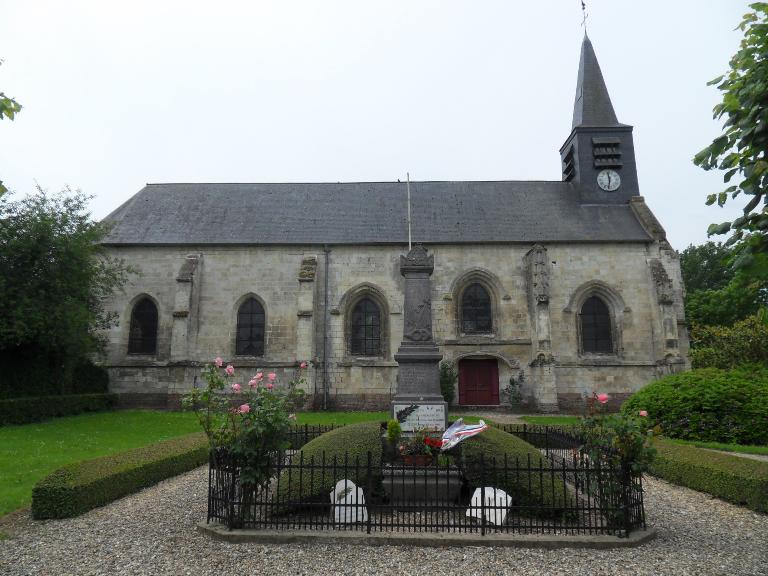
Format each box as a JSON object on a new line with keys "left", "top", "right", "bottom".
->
{"left": 580, "top": 296, "right": 613, "bottom": 354}
{"left": 350, "top": 298, "right": 381, "bottom": 356}
{"left": 236, "top": 297, "right": 265, "bottom": 356}
{"left": 128, "top": 298, "right": 158, "bottom": 354}
{"left": 461, "top": 283, "right": 492, "bottom": 334}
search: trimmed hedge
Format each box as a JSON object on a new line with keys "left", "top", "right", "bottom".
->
{"left": 0, "top": 393, "right": 117, "bottom": 426}
{"left": 459, "top": 426, "right": 572, "bottom": 518}
{"left": 0, "top": 350, "right": 110, "bottom": 399}
{"left": 278, "top": 421, "right": 383, "bottom": 501}
{"left": 649, "top": 439, "right": 768, "bottom": 513}
{"left": 71, "top": 360, "right": 110, "bottom": 394}
{"left": 32, "top": 432, "right": 208, "bottom": 519}
{"left": 621, "top": 367, "right": 768, "bottom": 445}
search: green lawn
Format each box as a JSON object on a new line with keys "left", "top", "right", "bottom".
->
{"left": 295, "top": 411, "right": 482, "bottom": 425}
{"left": 662, "top": 438, "right": 768, "bottom": 456}
{"left": 520, "top": 415, "right": 581, "bottom": 426}
{"left": 295, "top": 411, "right": 389, "bottom": 425}
{"left": 0, "top": 410, "right": 200, "bottom": 517}
{"left": 0, "top": 409, "right": 484, "bottom": 517}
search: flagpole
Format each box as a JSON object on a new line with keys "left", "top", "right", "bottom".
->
{"left": 407, "top": 172, "right": 412, "bottom": 251}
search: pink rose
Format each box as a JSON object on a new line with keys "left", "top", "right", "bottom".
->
{"left": 255, "top": 372, "right": 263, "bottom": 381}
{"left": 300, "top": 361, "right": 307, "bottom": 369}
{"left": 231, "top": 383, "right": 241, "bottom": 393}
{"left": 214, "top": 357, "right": 223, "bottom": 368}
{"left": 597, "top": 393, "right": 609, "bottom": 405}
{"left": 266, "top": 382, "right": 274, "bottom": 390}
{"left": 248, "top": 378, "right": 259, "bottom": 388}
{"left": 267, "top": 372, "right": 277, "bottom": 381}
{"left": 238, "top": 403, "right": 250, "bottom": 414}
{"left": 639, "top": 410, "right": 648, "bottom": 417}
{"left": 225, "top": 365, "right": 235, "bottom": 376}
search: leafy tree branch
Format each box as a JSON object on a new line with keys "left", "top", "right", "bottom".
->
{"left": 694, "top": 3, "right": 768, "bottom": 271}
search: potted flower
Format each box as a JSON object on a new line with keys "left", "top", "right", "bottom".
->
{"left": 397, "top": 428, "right": 443, "bottom": 466}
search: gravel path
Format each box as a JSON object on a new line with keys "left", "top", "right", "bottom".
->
{"left": 458, "top": 412, "right": 527, "bottom": 425}
{"left": 699, "top": 447, "right": 768, "bottom": 463}
{"left": 1, "top": 468, "right": 766, "bottom": 576}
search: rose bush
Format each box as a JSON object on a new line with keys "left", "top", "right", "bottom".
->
{"left": 580, "top": 392, "right": 656, "bottom": 474}
{"left": 182, "top": 359, "right": 306, "bottom": 487}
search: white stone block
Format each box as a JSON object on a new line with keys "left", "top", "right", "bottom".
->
{"left": 330, "top": 479, "right": 367, "bottom": 524}
{"left": 466, "top": 487, "right": 512, "bottom": 526}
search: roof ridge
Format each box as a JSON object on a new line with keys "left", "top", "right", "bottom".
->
{"left": 144, "top": 180, "right": 569, "bottom": 186}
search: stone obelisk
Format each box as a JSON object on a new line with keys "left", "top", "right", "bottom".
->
{"left": 391, "top": 244, "right": 447, "bottom": 431}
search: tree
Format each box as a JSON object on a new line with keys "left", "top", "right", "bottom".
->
{"left": 0, "top": 188, "right": 132, "bottom": 396}
{"left": 0, "top": 90, "right": 21, "bottom": 121}
{"left": 694, "top": 3, "right": 768, "bottom": 271}
{"left": 685, "top": 274, "right": 767, "bottom": 326}
{"left": 0, "top": 58, "right": 22, "bottom": 196}
{"left": 679, "top": 241, "right": 735, "bottom": 293}
{"left": 680, "top": 241, "right": 767, "bottom": 325}
{"left": 0, "top": 59, "right": 21, "bottom": 121}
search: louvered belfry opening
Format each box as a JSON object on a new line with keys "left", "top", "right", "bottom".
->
{"left": 461, "top": 283, "right": 492, "bottom": 334}
{"left": 236, "top": 297, "right": 265, "bottom": 356}
{"left": 350, "top": 298, "right": 381, "bottom": 356}
{"left": 128, "top": 298, "right": 158, "bottom": 354}
{"left": 580, "top": 296, "right": 613, "bottom": 353}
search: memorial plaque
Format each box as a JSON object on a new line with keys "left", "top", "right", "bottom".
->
{"left": 393, "top": 403, "right": 447, "bottom": 432}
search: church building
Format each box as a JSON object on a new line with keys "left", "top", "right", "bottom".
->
{"left": 100, "top": 37, "right": 688, "bottom": 412}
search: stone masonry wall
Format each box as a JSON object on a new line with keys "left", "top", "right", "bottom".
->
{"left": 102, "top": 239, "right": 688, "bottom": 412}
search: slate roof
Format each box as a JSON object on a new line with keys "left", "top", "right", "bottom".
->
{"left": 572, "top": 35, "right": 626, "bottom": 129}
{"left": 102, "top": 181, "right": 652, "bottom": 245}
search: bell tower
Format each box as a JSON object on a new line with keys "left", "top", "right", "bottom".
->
{"left": 559, "top": 35, "right": 639, "bottom": 203}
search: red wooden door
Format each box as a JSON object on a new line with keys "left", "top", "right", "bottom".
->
{"left": 458, "top": 359, "right": 499, "bottom": 405}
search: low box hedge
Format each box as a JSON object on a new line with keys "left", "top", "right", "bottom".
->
{"left": 32, "top": 432, "right": 208, "bottom": 519}
{"left": 0, "top": 393, "right": 117, "bottom": 426}
{"left": 278, "top": 421, "right": 383, "bottom": 502}
{"left": 649, "top": 439, "right": 768, "bottom": 513}
{"left": 460, "top": 426, "right": 573, "bottom": 519}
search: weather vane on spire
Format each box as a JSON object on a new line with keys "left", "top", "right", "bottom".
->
{"left": 581, "top": 0, "right": 588, "bottom": 32}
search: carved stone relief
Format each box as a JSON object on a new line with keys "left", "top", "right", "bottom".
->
{"left": 298, "top": 256, "right": 318, "bottom": 282}
{"left": 524, "top": 244, "right": 550, "bottom": 304}
{"left": 649, "top": 259, "right": 674, "bottom": 304}
{"left": 405, "top": 298, "right": 433, "bottom": 342}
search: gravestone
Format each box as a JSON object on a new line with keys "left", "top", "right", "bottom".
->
{"left": 391, "top": 244, "right": 447, "bottom": 432}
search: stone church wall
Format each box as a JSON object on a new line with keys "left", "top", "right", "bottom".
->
{"left": 101, "top": 239, "right": 688, "bottom": 412}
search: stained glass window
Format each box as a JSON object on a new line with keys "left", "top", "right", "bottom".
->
{"left": 236, "top": 298, "right": 265, "bottom": 356}
{"left": 350, "top": 298, "right": 381, "bottom": 356}
{"left": 461, "top": 283, "right": 492, "bottom": 334}
{"left": 580, "top": 296, "right": 613, "bottom": 353}
{"left": 128, "top": 298, "right": 158, "bottom": 354}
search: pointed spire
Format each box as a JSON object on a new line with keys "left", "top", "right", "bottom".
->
{"left": 572, "top": 35, "right": 620, "bottom": 128}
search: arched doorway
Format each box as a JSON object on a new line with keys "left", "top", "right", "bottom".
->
{"left": 458, "top": 359, "right": 499, "bottom": 405}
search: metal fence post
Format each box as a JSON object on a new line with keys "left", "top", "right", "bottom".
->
{"left": 621, "top": 464, "right": 632, "bottom": 538}
{"left": 207, "top": 449, "right": 213, "bottom": 524}
{"left": 366, "top": 451, "right": 372, "bottom": 534}
{"left": 227, "top": 452, "right": 237, "bottom": 530}
{"left": 480, "top": 454, "right": 486, "bottom": 536}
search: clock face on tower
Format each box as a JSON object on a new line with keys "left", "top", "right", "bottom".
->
{"left": 597, "top": 169, "right": 621, "bottom": 191}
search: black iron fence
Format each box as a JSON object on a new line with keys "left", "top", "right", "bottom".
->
{"left": 207, "top": 425, "right": 645, "bottom": 538}
{"left": 286, "top": 424, "right": 340, "bottom": 450}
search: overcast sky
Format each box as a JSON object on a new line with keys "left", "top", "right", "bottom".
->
{"left": 0, "top": 1, "right": 750, "bottom": 249}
